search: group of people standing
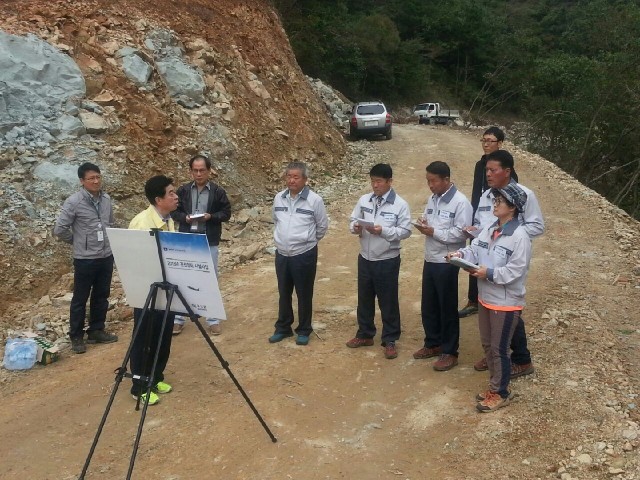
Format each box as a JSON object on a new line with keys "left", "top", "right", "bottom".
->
{"left": 271, "top": 127, "right": 544, "bottom": 413}
{"left": 53, "top": 126, "right": 543, "bottom": 412}
{"left": 54, "top": 155, "right": 231, "bottom": 405}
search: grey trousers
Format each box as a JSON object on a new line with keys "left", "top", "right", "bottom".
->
{"left": 478, "top": 305, "right": 520, "bottom": 398}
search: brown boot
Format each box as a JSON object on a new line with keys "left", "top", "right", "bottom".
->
{"left": 511, "top": 362, "right": 534, "bottom": 378}
{"left": 474, "top": 357, "right": 488, "bottom": 371}
{"left": 346, "top": 337, "right": 374, "bottom": 348}
{"left": 413, "top": 346, "right": 441, "bottom": 359}
{"left": 384, "top": 342, "right": 398, "bottom": 359}
{"left": 433, "top": 354, "right": 458, "bottom": 371}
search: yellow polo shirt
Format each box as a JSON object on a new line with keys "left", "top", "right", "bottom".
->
{"left": 128, "top": 205, "right": 176, "bottom": 232}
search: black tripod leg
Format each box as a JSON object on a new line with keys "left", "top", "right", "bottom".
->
{"left": 176, "top": 289, "right": 277, "bottom": 443}
{"left": 126, "top": 288, "right": 175, "bottom": 479}
{"left": 79, "top": 284, "right": 159, "bottom": 480}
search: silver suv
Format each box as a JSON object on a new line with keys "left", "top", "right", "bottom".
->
{"left": 348, "top": 101, "right": 392, "bottom": 140}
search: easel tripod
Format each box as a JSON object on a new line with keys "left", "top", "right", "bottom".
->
{"left": 79, "top": 229, "right": 276, "bottom": 479}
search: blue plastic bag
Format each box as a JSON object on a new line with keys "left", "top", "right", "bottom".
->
{"left": 3, "top": 338, "right": 38, "bottom": 370}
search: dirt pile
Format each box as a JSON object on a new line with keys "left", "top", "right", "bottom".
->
{"left": 1, "top": 125, "right": 639, "bottom": 480}
{"left": 0, "top": 0, "right": 346, "bottom": 323}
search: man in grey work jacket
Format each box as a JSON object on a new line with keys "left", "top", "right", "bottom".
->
{"left": 269, "top": 162, "right": 329, "bottom": 346}
{"left": 54, "top": 162, "right": 118, "bottom": 354}
{"left": 346, "top": 163, "right": 412, "bottom": 360}
{"left": 413, "top": 161, "right": 472, "bottom": 371}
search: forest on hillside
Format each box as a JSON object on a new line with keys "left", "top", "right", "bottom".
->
{"left": 272, "top": 0, "right": 640, "bottom": 219}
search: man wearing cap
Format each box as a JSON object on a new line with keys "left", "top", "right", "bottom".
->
{"left": 464, "top": 149, "right": 544, "bottom": 378}
{"left": 448, "top": 183, "right": 532, "bottom": 412}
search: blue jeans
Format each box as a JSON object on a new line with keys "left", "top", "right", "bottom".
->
{"left": 175, "top": 245, "right": 221, "bottom": 326}
{"left": 69, "top": 255, "right": 114, "bottom": 339}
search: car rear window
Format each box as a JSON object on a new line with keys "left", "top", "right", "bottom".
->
{"left": 357, "top": 105, "right": 385, "bottom": 115}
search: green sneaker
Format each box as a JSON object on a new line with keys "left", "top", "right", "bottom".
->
{"left": 154, "top": 381, "right": 172, "bottom": 394}
{"left": 132, "top": 391, "right": 159, "bottom": 405}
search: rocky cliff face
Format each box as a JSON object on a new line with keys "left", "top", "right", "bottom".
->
{"left": 0, "top": 0, "right": 346, "bottom": 317}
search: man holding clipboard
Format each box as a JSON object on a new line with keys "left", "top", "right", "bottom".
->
{"left": 413, "top": 161, "right": 472, "bottom": 371}
{"left": 346, "top": 163, "right": 412, "bottom": 360}
{"left": 171, "top": 154, "right": 231, "bottom": 336}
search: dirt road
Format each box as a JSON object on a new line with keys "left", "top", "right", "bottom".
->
{"left": 1, "top": 125, "right": 638, "bottom": 479}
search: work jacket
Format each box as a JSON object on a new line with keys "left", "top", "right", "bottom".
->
{"left": 54, "top": 189, "right": 114, "bottom": 259}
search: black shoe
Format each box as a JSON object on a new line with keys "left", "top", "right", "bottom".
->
{"left": 458, "top": 302, "right": 479, "bottom": 318}
{"left": 87, "top": 330, "right": 118, "bottom": 344}
{"left": 71, "top": 337, "right": 87, "bottom": 354}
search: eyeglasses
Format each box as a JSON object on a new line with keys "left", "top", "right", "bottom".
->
{"left": 492, "top": 197, "right": 505, "bottom": 205}
{"left": 84, "top": 175, "right": 101, "bottom": 182}
{"left": 480, "top": 139, "right": 499, "bottom": 144}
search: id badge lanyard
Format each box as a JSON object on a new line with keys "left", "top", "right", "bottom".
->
{"left": 191, "top": 188, "right": 204, "bottom": 231}
{"left": 89, "top": 193, "right": 104, "bottom": 242}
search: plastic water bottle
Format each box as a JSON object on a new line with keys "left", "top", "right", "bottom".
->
{"left": 2, "top": 338, "right": 38, "bottom": 370}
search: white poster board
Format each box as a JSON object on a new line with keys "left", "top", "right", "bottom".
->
{"left": 106, "top": 228, "right": 226, "bottom": 319}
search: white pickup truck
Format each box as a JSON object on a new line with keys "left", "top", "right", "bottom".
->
{"left": 413, "top": 102, "right": 460, "bottom": 125}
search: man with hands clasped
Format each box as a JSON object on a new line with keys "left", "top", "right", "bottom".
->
{"left": 269, "top": 162, "right": 329, "bottom": 346}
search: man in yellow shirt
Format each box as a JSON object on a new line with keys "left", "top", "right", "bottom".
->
{"left": 128, "top": 175, "right": 179, "bottom": 405}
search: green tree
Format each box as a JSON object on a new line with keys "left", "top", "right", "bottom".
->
{"left": 273, "top": 0, "right": 640, "bottom": 216}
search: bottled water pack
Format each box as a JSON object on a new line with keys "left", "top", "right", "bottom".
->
{"left": 3, "top": 338, "right": 38, "bottom": 370}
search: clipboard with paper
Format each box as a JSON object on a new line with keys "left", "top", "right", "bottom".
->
{"left": 449, "top": 257, "right": 479, "bottom": 270}
{"left": 355, "top": 218, "right": 375, "bottom": 228}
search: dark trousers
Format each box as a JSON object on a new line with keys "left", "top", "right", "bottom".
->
{"left": 356, "top": 254, "right": 401, "bottom": 343}
{"left": 130, "top": 307, "right": 175, "bottom": 395}
{"left": 511, "top": 316, "right": 532, "bottom": 365}
{"left": 69, "top": 255, "right": 114, "bottom": 339}
{"left": 421, "top": 261, "right": 460, "bottom": 356}
{"left": 274, "top": 246, "right": 318, "bottom": 336}
{"left": 467, "top": 274, "right": 478, "bottom": 304}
